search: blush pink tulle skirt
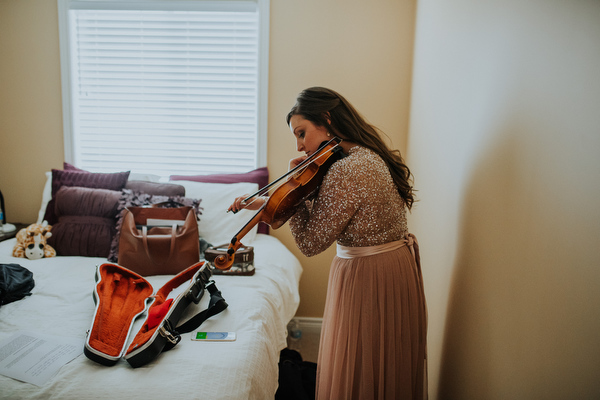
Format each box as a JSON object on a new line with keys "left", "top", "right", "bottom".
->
{"left": 316, "top": 234, "right": 428, "bottom": 400}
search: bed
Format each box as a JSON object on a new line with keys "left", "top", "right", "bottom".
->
{"left": 0, "top": 167, "right": 302, "bottom": 400}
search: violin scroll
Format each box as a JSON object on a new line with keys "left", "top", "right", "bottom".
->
{"left": 213, "top": 204, "right": 265, "bottom": 269}
{"left": 214, "top": 252, "right": 234, "bottom": 270}
{"left": 213, "top": 238, "right": 240, "bottom": 270}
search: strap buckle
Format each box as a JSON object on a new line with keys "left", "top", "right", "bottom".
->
{"left": 159, "top": 320, "right": 181, "bottom": 345}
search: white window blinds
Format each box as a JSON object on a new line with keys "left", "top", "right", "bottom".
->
{"left": 58, "top": 1, "right": 268, "bottom": 176}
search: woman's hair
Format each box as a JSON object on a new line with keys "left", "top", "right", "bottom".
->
{"left": 286, "top": 87, "right": 415, "bottom": 209}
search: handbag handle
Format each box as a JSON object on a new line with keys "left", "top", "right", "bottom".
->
{"left": 141, "top": 225, "right": 177, "bottom": 263}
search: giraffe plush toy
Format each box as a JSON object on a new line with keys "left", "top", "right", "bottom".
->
{"left": 12, "top": 221, "right": 56, "bottom": 260}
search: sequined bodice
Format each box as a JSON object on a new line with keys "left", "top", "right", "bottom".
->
{"left": 289, "top": 146, "right": 408, "bottom": 257}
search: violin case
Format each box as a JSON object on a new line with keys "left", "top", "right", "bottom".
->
{"left": 84, "top": 261, "right": 227, "bottom": 367}
{"left": 205, "top": 244, "right": 255, "bottom": 276}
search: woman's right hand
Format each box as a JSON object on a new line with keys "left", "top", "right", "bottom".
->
{"left": 228, "top": 194, "right": 267, "bottom": 213}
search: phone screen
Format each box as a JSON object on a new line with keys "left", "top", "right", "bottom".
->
{"left": 192, "top": 331, "right": 236, "bottom": 341}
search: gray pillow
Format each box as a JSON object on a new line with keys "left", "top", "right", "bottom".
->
{"left": 124, "top": 180, "right": 185, "bottom": 197}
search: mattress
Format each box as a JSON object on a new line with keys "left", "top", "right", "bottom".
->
{"left": 0, "top": 234, "right": 301, "bottom": 400}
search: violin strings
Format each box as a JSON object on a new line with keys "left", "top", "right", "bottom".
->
{"left": 237, "top": 140, "right": 342, "bottom": 212}
{"left": 244, "top": 142, "right": 341, "bottom": 208}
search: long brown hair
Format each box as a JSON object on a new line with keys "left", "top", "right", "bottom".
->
{"left": 286, "top": 87, "right": 415, "bottom": 209}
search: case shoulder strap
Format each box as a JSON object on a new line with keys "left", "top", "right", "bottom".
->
{"left": 175, "top": 280, "right": 228, "bottom": 334}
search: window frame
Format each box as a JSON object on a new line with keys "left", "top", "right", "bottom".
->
{"left": 57, "top": 0, "right": 269, "bottom": 175}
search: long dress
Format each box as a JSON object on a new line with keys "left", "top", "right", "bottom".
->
{"left": 289, "top": 146, "right": 428, "bottom": 400}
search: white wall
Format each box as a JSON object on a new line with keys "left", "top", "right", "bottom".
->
{"left": 409, "top": 0, "right": 600, "bottom": 398}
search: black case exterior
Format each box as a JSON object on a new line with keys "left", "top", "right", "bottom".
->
{"left": 125, "top": 264, "right": 228, "bottom": 368}
{"left": 84, "top": 262, "right": 226, "bottom": 368}
{"left": 124, "top": 267, "right": 209, "bottom": 368}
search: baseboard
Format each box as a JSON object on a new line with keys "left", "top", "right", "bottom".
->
{"left": 288, "top": 317, "right": 323, "bottom": 337}
{"left": 286, "top": 317, "right": 322, "bottom": 362}
{"left": 289, "top": 317, "right": 322, "bottom": 332}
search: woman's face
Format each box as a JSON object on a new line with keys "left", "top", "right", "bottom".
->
{"left": 289, "top": 114, "right": 330, "bottom": 157}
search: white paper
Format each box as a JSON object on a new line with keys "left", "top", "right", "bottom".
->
{"left": 146, "top": 218, "right": 185, "bottom": 227}
{"left": 0, "top": 331, "right": 82, "bottom": 386}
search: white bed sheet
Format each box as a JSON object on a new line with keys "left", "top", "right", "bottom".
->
{"left": 0, "top": 234, "right": 302, "bottom": 400}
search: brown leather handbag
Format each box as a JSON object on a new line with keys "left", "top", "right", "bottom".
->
{"left": 117, "top": 205, "right": 200, "bottom": 276}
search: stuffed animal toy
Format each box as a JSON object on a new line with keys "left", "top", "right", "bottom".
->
{"left": 12, "top": 221, "right": 56, "bottom": 260}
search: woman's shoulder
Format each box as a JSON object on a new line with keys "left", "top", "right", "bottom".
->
{"left": 325, "top": 146, "right": 387, "bottom": 189}
{"left": 332, "top": 146, "right": 384, "bottom": 174}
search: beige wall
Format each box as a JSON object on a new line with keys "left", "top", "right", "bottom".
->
{"left": 0, "top": 1, "right": 64, "bottom": 222}
{"left": 408, "top": 0, "right": 600, "bottom": 398}
{"left": 0, "top": 0, "right": 415, "bottom": 318}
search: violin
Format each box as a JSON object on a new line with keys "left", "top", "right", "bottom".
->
{"left": 213, "top": 137, "right": 344, "bottom": 270}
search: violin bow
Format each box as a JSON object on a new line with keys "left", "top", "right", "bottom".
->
{"left": 242, "top": 137, "right": 343, "bottom": 204}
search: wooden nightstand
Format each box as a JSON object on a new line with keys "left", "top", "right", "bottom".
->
{"left": 0, "top": 223, "right": 28, "bottom": 243}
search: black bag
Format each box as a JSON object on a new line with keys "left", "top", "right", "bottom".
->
{"left": 275, "top": 348, "right": 317, "bottom": 400}
{"left": 0, "top": 263, "right": 35, "bottom": 307}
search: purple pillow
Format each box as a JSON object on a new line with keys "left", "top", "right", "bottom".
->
{"left": 169, "top": 167, "right": 269, "bottom": 234}
{"left": 43, "top": 169, "right": 130, "bottom": 225}
{"left": 107, "top": 189, "right": 202, "bottom": 263}
{"left": 170, "top": 167, "right": 269, "bottom": 190}
{"left": 48, "top": 187, "right": 121, "bottom": 257}
{"left": 65, "top": 161, "right": 186, "bottom": 196}
{"left": 63, "top": 162, "right": 83, "bottom": 171}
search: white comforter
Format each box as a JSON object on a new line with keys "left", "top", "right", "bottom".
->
{"left": 0, "top": 234, "right": 302, "bottom": 400}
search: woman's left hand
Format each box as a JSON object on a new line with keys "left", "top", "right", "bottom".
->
{"left": 228, "top": 194, "right": 267, "bottom": 213}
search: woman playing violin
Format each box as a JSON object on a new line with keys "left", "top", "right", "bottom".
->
{"left": 229, "top": 87, "right": 427, "bottom": 400}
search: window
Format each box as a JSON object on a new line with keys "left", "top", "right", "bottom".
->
{"left": 57, "top": 0, "right": 269, "bottom": 176}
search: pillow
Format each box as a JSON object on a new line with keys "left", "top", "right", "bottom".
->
{"left": 169, "top": 167, "right": 269, "bottom": 234}
{"left": 37, "top": 171, "right": 53, "bottom": 224}
{"left": 171, "top": 181, "right": 259, "bottom": 246}
{"left": 37, "top": 172, "right": 177, "bottom": 225}
{"left": 170, "top": 166, "right": 268, "bottom": 188}
{"left": 128, "top": 173, "right": 162, "bottom": 182}
{"left": 37, "top": 164, "right": 106, "bottom": 224}
{"left": 124, "top": 180, "right": 185, "bottom": 197}
{"left": 48, "top": 187, "right": 121, "bottom": 257}
{"left": 107, "top": 190, "right": 202, "bottom": 263}
{"left": 63, "top": 162, "right": 83, "bottom": 171}
{"left": 38, "top": 166, "right": 84, "bottom": 224}
{"left": 43, "top": 169, "right": 130, "bottom": 225}
{"left": 64, "top": 162, "right": 162, "bottom": 183}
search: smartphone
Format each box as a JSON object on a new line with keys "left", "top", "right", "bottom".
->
{"left": 192, "top": 331, "right": 236, "bottom": 341}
